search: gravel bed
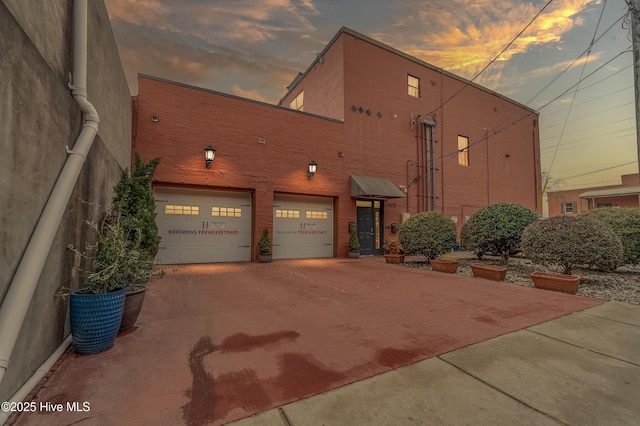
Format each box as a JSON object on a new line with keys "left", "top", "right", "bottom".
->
{"left": 400, "top": 255, "right": 640, "bottom": 305}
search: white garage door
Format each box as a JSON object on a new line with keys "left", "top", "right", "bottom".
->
{"left": 155, "top": 187, "right": 251, "bottom": 264}
{"left": 273, "top": 194, "right": 333, "bottom": 259}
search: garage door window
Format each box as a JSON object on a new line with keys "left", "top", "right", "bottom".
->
{"left": 306, "top": 211, "right": 328, "bottom": 219}
{"left": 165, "top": 205, "right": 200, "bottom": 215}
{"left": 211, "top": 207, "right": 242, "bottom": 217}
{"left": 276, "top": 209, "right": 300, "bottom": 218}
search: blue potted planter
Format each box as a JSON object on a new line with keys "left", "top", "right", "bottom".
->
{"left": 70, "top": 287, "right": 126, "bottom": 355}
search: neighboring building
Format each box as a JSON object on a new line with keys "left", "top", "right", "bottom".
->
{"left": 133, "top": 27, "right": 541, "bottom": 264}
{"left": 0, "top": 1, "right": 131, "bottom": 404}
{"left": 547, "top": 173, "right": 640, "bottom": 216}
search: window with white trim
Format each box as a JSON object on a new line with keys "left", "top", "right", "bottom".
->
{"left": 562, "top": 202, "right": 576, "bottom": 214}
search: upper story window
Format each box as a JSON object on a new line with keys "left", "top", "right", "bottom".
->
{"left": 289, "top": 90, "right": 304, "bottom": 111}
{"left": 408, "top": 75, "right": 420, "bottom": 97}
{"left": 562, "top": 202, "right": 576, "bottom": 214}
{"left": 458, "top": 135, "right": 469, "bottom": 166}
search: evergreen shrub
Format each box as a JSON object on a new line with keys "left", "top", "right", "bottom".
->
{"left": 521, "top": 215, "right": 623, "bottom": 275}
{"left": 399, "top": 212, "right": 457, "bottom": 260}
{"left": 581, "top": 207, "right": 640, "bottom": 266}
{"left": 461, "top": 202, "right": 538, "bottom": 262}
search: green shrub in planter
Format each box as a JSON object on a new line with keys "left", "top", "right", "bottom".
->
{"left": 258, "top": 228, "right": 272, "bottom": 254}
{"left": 521, "top": 215, "right": 623, "bottom": 275}
{"left": 461, "top": 202, "right": 538, "bottom": 262}
{"left": 348, "top": 228, "right": 360, "bottom": 252}
{"left": 399, "top": 212, "right": 457, "bottom": 260}
{"left": 581, "top": 207, "right": 640, "bottom": 266}
{"left": 112, "top": 153, "right": 161, "bottom": 258}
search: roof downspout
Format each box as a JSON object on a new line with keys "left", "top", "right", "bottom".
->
{"left": 0, "top": 0, "right": 98, "bottom": 391}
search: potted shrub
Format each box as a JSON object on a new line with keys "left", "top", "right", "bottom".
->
{"left": 348, "top": 228, "right": 360, "bottom": 258}
{"left": 67, "top": 211, "right": 152, "bottom": 354}
{"left": 383, "top": 239, "right": 404, "bottom": 263}
{"left": 461, "top": 202, "right": 537, "bottom": 262}
{"left": 581, "top": 207, "right": 640, "bottom": 267}
{"left": 111, "top": 154, "right": 163, "bottom": 333}
{"left": 258, "top": 228, "right": 272, "bottom": 263}
{"left": 521, "top": 216, "right": 623, "bottom": 294}
{"left": 398, "top": 212, "right": 457, "bottom": 272}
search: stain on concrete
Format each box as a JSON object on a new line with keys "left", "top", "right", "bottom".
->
{"left": 376, "top": 347, "right": 419, "bottom": 368}
{"left": 219, "top": 330, "right": 300, "bottom": 353}
{"left": 276, "top": 353, "right": 347, "bottom": 401}
{"left": 210, "top": 368, "right": 272, "bottom": 423}
{"left": 182, "top": 336, "right": 217, "bottom": 426}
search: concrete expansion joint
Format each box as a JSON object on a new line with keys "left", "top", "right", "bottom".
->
{"left": 278, "top": 407, "right": 293, "bottom": 426}
{"left": 437, "top": 356, "right": 566, "bottom": 425}
{"left": 525, "top": 329, "right": 640, "bottom": 368}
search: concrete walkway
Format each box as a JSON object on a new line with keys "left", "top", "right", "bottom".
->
{"left": 7, "top": 258, "right": 639, "bottom": 425}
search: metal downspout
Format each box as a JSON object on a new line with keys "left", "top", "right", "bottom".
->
{"left": 0, "top": 0, "right": 98, "bottom": 393}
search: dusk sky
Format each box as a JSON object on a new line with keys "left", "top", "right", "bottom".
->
{"left": 104, "top": 0, "right": 638, "bottom": 199}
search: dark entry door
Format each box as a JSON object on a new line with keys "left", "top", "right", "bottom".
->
{"left": 356, "top": 200, "right": 383, "bottom": 255}
{"left": 357, "top": 206, "right": 374, "bottom": 255}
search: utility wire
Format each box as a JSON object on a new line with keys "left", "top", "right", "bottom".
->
{"left": 426, "top": 0, "right": 554, "bottom": 116}
{"left": 545, "top": 0, "right": 609, "bottom": 179}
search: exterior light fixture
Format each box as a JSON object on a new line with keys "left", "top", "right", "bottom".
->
{"left": 307, "top": 161, "right": 317, "bottom": 179}
{"left": 204, "top": 145, "right": 216, "bottom": 168}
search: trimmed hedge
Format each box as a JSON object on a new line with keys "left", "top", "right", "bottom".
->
{"left": 460, "top": 202, "right": 538, "bottom": 262}
{"left": 399, "top": 212, "right": 457, "bottom": 260}
{"left": 581, "top": 207, "right": 640, "bottom": 266}
{"left": 521, "top": 215, "right": 623, "bottom": 275}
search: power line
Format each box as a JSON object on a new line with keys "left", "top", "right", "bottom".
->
{"left": 426, "top": 0, "right": 554, "bottom": 116}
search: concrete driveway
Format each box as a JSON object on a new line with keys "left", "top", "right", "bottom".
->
{"left": 8, "top": 258, "right": 639, "bottom": 426}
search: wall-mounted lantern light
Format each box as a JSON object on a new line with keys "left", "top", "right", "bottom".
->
{"left": 307, "top": 160, "right": 317, "bottom": 179}
{"left": 204, "top": 145, "right": 216, "bottom": 168}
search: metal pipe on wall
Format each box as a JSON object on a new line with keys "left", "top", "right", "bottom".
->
{"left": 0, "top": 0, "right": 99, "bottom": 395}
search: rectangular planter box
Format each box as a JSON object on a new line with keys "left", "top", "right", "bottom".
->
{"left": 429, "top": 259, "right": 459, "bottom": 273}
{"left": 470, "top": 263, "right": 507, "bottom": 281}
{"left": 384, "top": 254, "right": 405, "bottom": 264}
{"left": 530, "top": 271, "right": 581, "bottom": 294}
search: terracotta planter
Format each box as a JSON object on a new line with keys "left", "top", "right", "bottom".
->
{"left": 530, "top": 271, "right": 581, "bottom": 294}
{"left": 384, "top": 254, "right": 405, "bottom": 264}
{"left": 429, "top": 259, "right": 459, "bottom": 273}
{"left": 470, "top": 263, "right": 507, "bottom": 281}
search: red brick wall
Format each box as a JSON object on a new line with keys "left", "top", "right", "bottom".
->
{"left": 135, "top": 29, "right": 542, "bottom": 258}
{"left": 134, "top": 77, "right": 348, "bottom": 259}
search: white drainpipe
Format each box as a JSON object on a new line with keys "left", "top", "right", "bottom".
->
{"left": 0, "top": 0, "right": 98, "bottom": 401}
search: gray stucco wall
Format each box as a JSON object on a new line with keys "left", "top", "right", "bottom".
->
{"left": 0, "top": 0, "right": 131, "bottom": 401}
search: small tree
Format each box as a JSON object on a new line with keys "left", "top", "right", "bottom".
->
{"left": 521, "top": 216, "right": 623, "bottom": 275}
{"left": 112, "top": 153, "right": 161, "bottom": 257}
{"left": 581, "top": 207, "right": 640, "bottom": 266}
{"left": 258, "top": 228, "right": 271, "bottom": 254}
{"left": 460, "top": 203, "right": 538, "bottom": 263}
{"left": 399, "top": 212, "right": 457, "bottom": 260}
{"left": 348, "top": 228, "right": 360, "bottom": 252}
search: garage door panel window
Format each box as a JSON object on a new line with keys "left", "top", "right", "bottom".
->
{"left": 276, "top": 209, "right": 300, "bottom": 218}
{"left": 306, "top": 211, "right": 328, "bottom": 219}
{"left": 165, "top": 205, "right": 200, "bottom": 215}
{"left": 212, "top": 207, "right": 242, "bottom": 217}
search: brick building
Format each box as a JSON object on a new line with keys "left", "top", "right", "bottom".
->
{"left": 547, "top": 173, "right": 640, "bottom": 216}
{"left": 133, "top": 27, "right": 541, "bottom": 263}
